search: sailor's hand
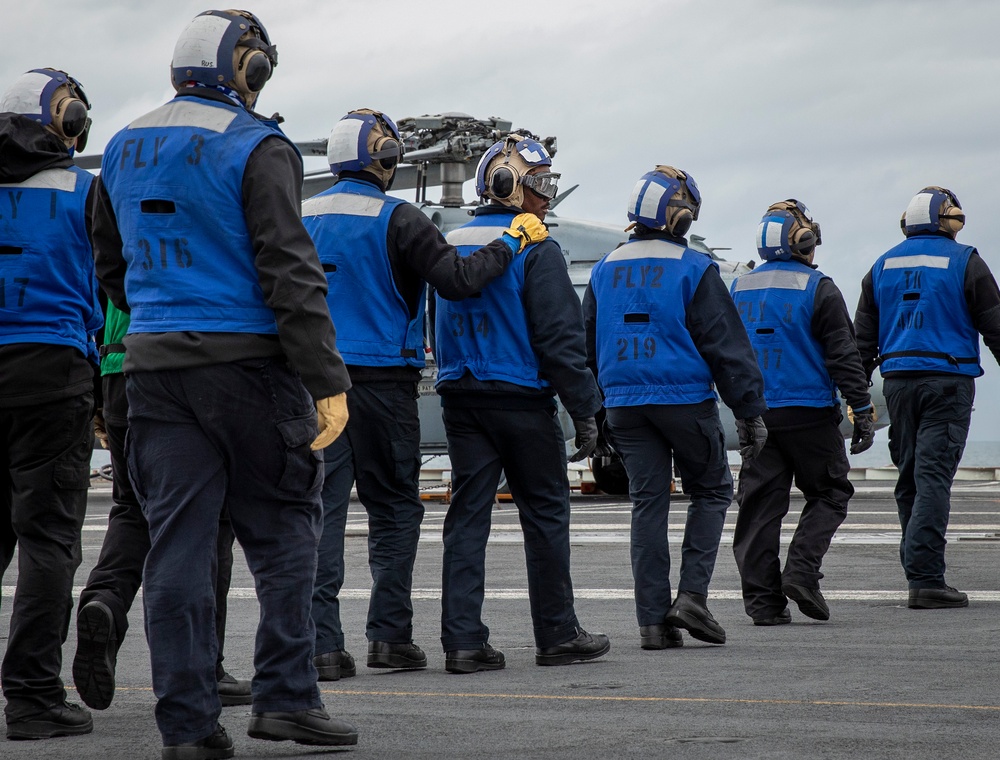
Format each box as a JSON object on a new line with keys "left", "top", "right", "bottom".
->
{"left": 93, "top": 408, "right": 109, "bottom": 450}
{"left": 500, "top": 213, "right": 548, "bottom": 254}
{"left": 594, "top": 422, "right": 616, "bottom": 458}
{"left": 736, "top": 415, "right": 768, "bottom": 460}
{"left": 846, "top": 404, "right": 878, "bottom": 424}
{"left": 311, "top": 393, "right": 349, "bottom": 450}
{"left": 850, "top": 410, "right": 876, "bottom": 455}
{"left": 569, "top": 416, "right": 599, "bottom": 462}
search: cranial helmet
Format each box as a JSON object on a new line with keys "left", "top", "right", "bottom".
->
{"left": 0, "top": 68, "right": 92, "bottom": 151}
{"left": 326, "top": 109, "right": 403, "bottom": 189}
{"left": 626, "top": 165, "right": 701, "bottom": 237}
{"left": 900, "top": 186, "right": 965, "bottom": 238}
{"left": 756, "top": 199, "right": 822, "bottom": 262}
{"left": 475, "top": 134, "right": 559, "bottom": 209}
{"left": 171, "top": 9, "right": 277, "bottom": 107}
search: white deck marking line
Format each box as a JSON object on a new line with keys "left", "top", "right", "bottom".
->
{"left": 33, "top": 587, "right": 1000, "bottom": 602}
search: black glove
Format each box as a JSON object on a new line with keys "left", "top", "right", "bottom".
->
{"left": 850, "top": 410, "right": 876, "bottom": 455}
{"left": 569, "top": 417, "right": 598, "bottom": 462}
{"left": 593, "top": 426, "right": 616, "bottom": 458}
{"left": 592, "top": 407, "right": 615, "bottom": 458}
{"left": 735, "top": 416, "right": 768, "bottom": 459}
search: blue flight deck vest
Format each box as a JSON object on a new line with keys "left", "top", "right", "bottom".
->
{"left": 435, "top": 211, "right": 547, "bottom": 389}
{"left": 871, "top": 235, "right": 981, "bottom": 377}
{"left": 591, "top": 238, "right": 716, "bottom": 407}
{"left": 100, "top": 95, "right": 291, "bottom": 335}
{"left": 0, "top": 165, "right": 101, "bottom": 362}
{"left": 731, "top": 259, "right": 838, "bottom": 408}
{"left": 301, "top": 179, "right": 420, "bottom": 367}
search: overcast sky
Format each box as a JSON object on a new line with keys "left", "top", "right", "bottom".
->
{"left": 6, "top": 0, "right": 1000, "bottom": 444}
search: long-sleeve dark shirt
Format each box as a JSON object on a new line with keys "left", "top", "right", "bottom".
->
{"left": 854, "top": 233, "right": 1000, "bottom": 379}
{"left": 92, "top": 90, "right": 350, "bottom": 401}
{"left": 583, "top": 231, "right": 767, "bottom": 421}
{"left": 437, "top": 206, "right": 603, "bottom": 421}
{"left": 335, "top": 172, "right": 512, "bottom": 384}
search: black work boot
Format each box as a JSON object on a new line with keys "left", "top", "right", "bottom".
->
{"left": 162, "top": 723, "right": 234, "bottom": 760}
{"left": 445, "top": 643, "right": 506, "bottom": 674}
{"left": 535, "top": 627, "right": 611, "bottom": 666}
{"left": 639, "top": 623, "right": 684, "bottom": 650}
{"left": 908, "top": 585, "right": 969, "bottom": 609}
{"left": 664, "top": 591, "right": 726, "bottom": 645}
{"left": 217, "top": 671, "right": 252, "bottom": 706}
{"left": 782, "top": 582, "right": 831, "bottom": 621}
{"left": 73, "top": 600, "right": 118, "bottom": 710}
{"left": 248, "top": 707, "right": 358, "bottom": 746}
{"left": 314, "top": 650, "right": 357, "bottom": 681}
{"left": 6, "top": 702, "right": 93, "bottom": 740}
{"left": 367, "top": 641, "right": 426, "bottom": 669}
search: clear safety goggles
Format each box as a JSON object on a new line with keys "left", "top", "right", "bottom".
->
{"left": 520, "top": 171, "right": 561, "bottom": 200}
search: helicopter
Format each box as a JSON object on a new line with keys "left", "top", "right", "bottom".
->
{"left": 292, "top": 112, "right": 889, "bottom": 494}
{"left": 76, "top": 112, "right": 889, "bottom": 495}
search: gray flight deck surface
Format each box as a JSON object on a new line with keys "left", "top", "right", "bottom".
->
{"left": 4, "top": 481, "right": 1000, "bottom": 759}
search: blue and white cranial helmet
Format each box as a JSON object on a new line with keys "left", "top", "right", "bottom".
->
{"left": 326, "top": 109, "right": 402, "bottom": 180}
{"left": 900, "top": 186, "right": 964, "bottom": 238}
{"left": 756, "top": 199, "right": 821, "bottom": 261}
{"left": 475, "top": 134, "right": 554, "bottom": 207}
{"left": 0, "top": 68, "right": 91, "bottom": 149}
{"left": 170, "top": 10, "right": 277, "bottom": 99}
{"left": 626, "top": 165, "right": 701, "bottom": 236}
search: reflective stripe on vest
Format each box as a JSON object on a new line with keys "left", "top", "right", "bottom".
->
{"left": 302, "top": 179, "right": 421, "bottom": 367}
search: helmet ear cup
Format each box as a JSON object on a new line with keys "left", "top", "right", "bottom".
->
{"left": 53, "top": 97, "right": 88, "bottom": 138}
{"left": 234, "top": 48, "right": 271, "bottom": 93}
{"left": 489, "top": 166, "right": 517, "bottom": 202}
{"left": 791, "top": 226, "right": 817, "bottom": 256}
{"left": 665, "top": 207, "right": 693, "bottom": 237}
{"left": 372, "top": 136, "right": 401, "bottom": 170}
{"left": 939, "top": 200, "right": 965, "bottom": 236}
{"left": 941, "top": 212, "right": 965, "bottom": 235}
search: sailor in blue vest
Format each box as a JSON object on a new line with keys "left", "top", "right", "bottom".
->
{"left": 584, "top": 166, "right": 767, "bottom": 649}
{"left": 731, "top": 200, "right": 874, "bottom": 626}
{"left": 0, "top": 67, "right": 100, "bottom": 741}
{"left": 437, "top": 134, "right": 610, "bottom": 673}
{"left": 302, "top": 110, "right": 541, "bottom": 678}
{"left": 855, "top": 187, "right": 1000, "bottom": 610}
{"left": 92, "top": 10, "right": 357, "bottom": 755}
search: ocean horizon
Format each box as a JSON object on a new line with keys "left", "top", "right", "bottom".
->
{"left": 727, "top": 439, "right": 1000, "bottom": 469}
{"left": 846, "top": 438, "right": 1000, "bottom": 469}
{"left": 92, "top": 440, "right": 1000, "bottom": 474}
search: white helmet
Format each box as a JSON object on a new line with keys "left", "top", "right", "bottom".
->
{"left": 171, "top": 10, "right": 277, "bottom": 106}
{"left": 0, "top": 68, "right": 92, "bottom": 150}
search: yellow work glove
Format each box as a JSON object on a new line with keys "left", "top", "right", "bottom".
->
{"left": 501, "top": 212, "right": 549, "bottom": 254}
{"left": 311, "top": 393, "right": 349, "bottom": 450}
